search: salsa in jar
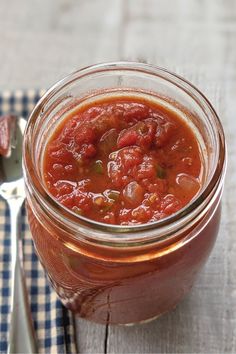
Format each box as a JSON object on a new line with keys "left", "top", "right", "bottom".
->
{"left": 23, "top": 62, "right": 226, "bottom": 325}
{"left": 43, "top": 97, "right": 202, "bottom": 225}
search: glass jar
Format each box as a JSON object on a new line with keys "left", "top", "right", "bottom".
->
{"left": 23, "top": 62, "right": 226, "bottom": 325}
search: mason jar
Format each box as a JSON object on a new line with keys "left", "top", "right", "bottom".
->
{"left": 23, "top": 62, "right": 226, "bottom": 325}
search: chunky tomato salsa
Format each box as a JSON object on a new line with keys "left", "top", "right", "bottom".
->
{"left": 43, "top": 96, "right": 202, "bottom": 225}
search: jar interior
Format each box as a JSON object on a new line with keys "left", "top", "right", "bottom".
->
{"left": 33, "top": 69, "right": 219, "bottom": 207}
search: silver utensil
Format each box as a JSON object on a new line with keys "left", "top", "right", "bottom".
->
{"left": 0, "top": 116, "right": 37, "bottom": 353}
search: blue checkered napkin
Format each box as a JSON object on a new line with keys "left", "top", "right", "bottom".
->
{"left": 0, "top": 90, "right": 77, "bottom": 353}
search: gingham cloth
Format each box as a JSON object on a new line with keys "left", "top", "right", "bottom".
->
{"left": 0, "top": 90, "right": 77, "bottom": 354}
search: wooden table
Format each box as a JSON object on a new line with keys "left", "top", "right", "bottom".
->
{"left": 1, "top": 0, "right": 235, "bottom": 353}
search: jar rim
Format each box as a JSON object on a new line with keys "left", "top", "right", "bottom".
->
{"left": 23, "top": 61, "right": 226, "bottom": 244}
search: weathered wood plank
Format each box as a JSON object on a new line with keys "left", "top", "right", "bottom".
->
{"left": 75, "top": 319, "right": 106, "bottom": 354}
{"left": 0, "top": 0, "right": 122, "bottom": 90}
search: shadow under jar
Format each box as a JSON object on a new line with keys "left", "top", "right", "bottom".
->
{"left": 23, "top": 62, "right": 226, "bottom": 325}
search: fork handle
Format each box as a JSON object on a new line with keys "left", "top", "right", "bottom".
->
{"left": 7, "top": 199, "right": 37, "bottom": 354}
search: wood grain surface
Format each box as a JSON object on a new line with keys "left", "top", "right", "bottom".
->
{"left": 0, "top": 0, "right": 235, "bottom": 353}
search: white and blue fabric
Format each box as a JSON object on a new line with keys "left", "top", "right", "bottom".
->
{"left": 0, "top": 90, "right": 77, "bottom": 354}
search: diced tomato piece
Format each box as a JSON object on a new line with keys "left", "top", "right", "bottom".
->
{"left": 93, "top": 114, "right": 120, "bottom": 136}
{"left": 117, "top": 130, "right": 138, "bottom": 148}
{"left": 155, "top": 121, "right": 176, "bottom": 148}
{"left": 81, "top": 144, "right": 97, "bottom": 158}
{"left": 160, "top": 194, "right": 182, "bottom": 215}
{"left": 75, "top": 124, "right": 96, "bottom": 145}
{"left": 136, "top": 157, "right": 156, "bottom": 180}
{"left": 117, "top": 119, "right": 157, "bottom": 149}
{"left": 59, "top": 118, "right": 79, "bottom": 143}
{"left": 131, "top": 205, "right": 152, "bottom": 223}
{"left": 50, "top": 146, "right": 74, "bottom": 163}
{"left": 118, "top": 208, "right": 132, "bottom": 224}
{"left": 123, "top": 104, "right": 149, "bottom": 122}
{"left": 147, "top": 179, "right": 168, "bottom": 194}
{"left": 118, "top": 147, "right": 143, "bottom": 169}
{"left": 74, "top": 189, "right": 93, "bottom": 212}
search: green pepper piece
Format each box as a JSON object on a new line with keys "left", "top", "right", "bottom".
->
{"left": 102, "top": 204, "right": 113, "bottom": 212}
{"left": 93, "top": 160, "right": 104, "bottom": 174}
{"left": 107, "top": 190, "right": 120, "bottom": 201}
{"left": 156, "top": 165, "right": 166, "bottom": 179}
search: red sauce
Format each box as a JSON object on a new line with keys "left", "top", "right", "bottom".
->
{"left": 43, "top": 97, "right": 202, "bottom": 225}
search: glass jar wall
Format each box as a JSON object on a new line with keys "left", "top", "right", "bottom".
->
{"left": 23, "top": 62, "right": 226, "bottom": 324}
